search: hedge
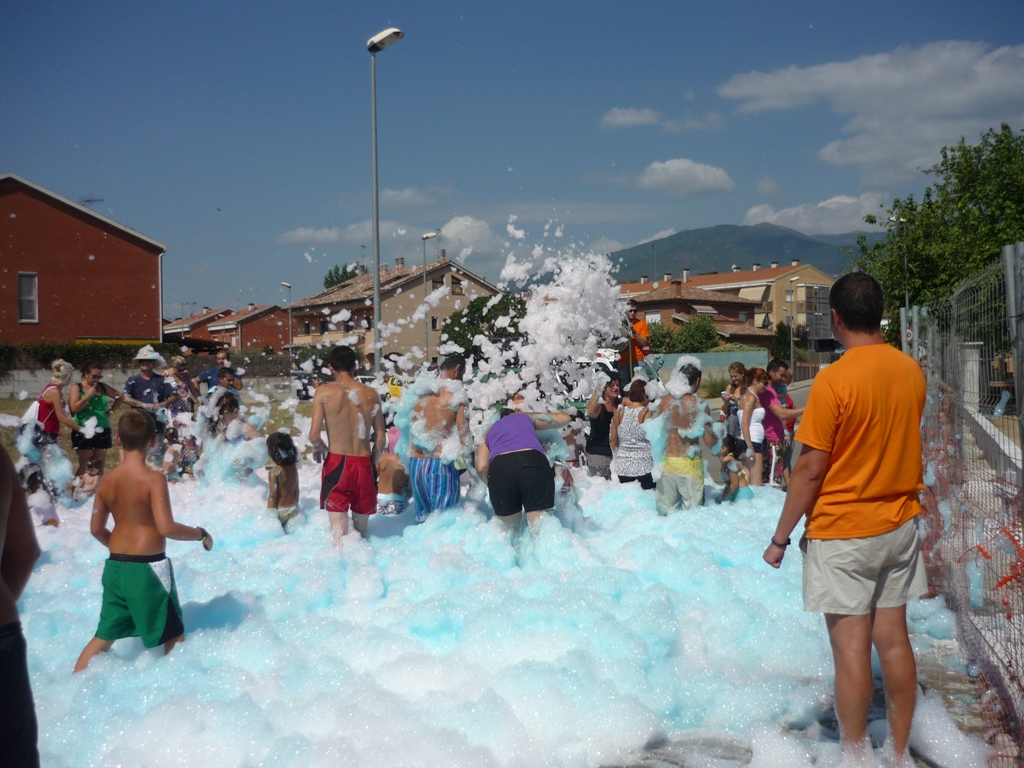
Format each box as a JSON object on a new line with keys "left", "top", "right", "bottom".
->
{"left": 0, "top": 342, "right": 184, "bottom": 380}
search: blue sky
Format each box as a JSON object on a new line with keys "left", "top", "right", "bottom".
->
{"left": 3, "top": 1, "right": 1023, "bottom": 317}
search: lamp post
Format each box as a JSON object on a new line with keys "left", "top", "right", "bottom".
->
{"left": 421, "top": 232, "right": 437, "bottom": 362}
{"left": 367, "top": 26, "right": 404, "bottom": 375}
{"left": 889, "top": 216, "right": 909, "bottom": 311}
{"left": 281, "top": 282, "right": 293, "bottom": 361}
{"left": 788, "top": 276, "right": 800, "bottom": 370}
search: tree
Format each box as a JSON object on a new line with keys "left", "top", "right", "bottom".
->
{"left": 439, "top": 294, "right": 527, "bottom": 360}
{"left": 857, "top": 124, "right": 1024, "bottom": 324}
{"left": 770, "top": 321, "right": 792, "bottom": 361}
{"left": 647, "top": 322, "right": 675, "bottom": 354}
{"left": 324, "top": 264, "right": 359, "bottom": 290}
{"left": 673, "top": 316, "right": 720, "bottom": 353}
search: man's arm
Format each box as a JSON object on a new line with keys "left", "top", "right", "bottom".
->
{"left": 763, "top": 445, "right": 830, "bottom": 568}
{"left": 371, "top": 396, "right": 386, "bottom": 463}
{"left": 703, "top": 405, "right": 716, "bottom": 448}
{"left": 309, "top": 390, "right": 326, "bottom": 446}
{"left": 769, "top": 403, "right": 804, "bottom": 421}
{"left": 90, "top": 489, "right": 112, "bottom": 549}
{"left": 1, "top": 446, "right": 40, "bottom": 601}
{"left": 633, "top": 320, "right": 649, "bottom": 348}
{"left": 121, "top": 379, "right": 150, "bottom": 409}
{"left": 609, "top": 408, "right": 622, "bottom": 450}
{"left": 456, "top": 403, "right": 472, "bottom": 456}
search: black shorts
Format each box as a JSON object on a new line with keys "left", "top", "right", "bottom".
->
{"left": 72, "top": 429, "right": 113, "bottom": 451}
{"left": 0, "top": 622, "right": 40, "bottom": 768}
{"left": 618, "top": 472, "right": 656, "bottom": 490}
{"left": 488, "top": 450, "right": 555, "bottom": 516}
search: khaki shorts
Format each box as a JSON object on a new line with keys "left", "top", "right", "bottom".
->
{"left": 656, "top": 472, "right": 704, "bottom": 513}
{"left": 801, "top": 516, "right": 928, "bottom": 615}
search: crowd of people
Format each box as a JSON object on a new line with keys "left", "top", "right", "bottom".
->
{"left": 3, "top": 273, "right": 934, "bottom": 767}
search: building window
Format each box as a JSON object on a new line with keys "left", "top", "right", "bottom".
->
{"left": 432, "top": 278, "right": 444, "bottom": 291}
{"left": 738, "top": 311, "right": 748, "bottom": 323}
{"left": 18, "top": 273, "right": 38, "bottom": 322}
{"left": 303, "top": 320, "right": 311, "bottom": 336}
{"left": 451, "top": 276, "right": 464, "bottom": 295}
{"left": 431, "top": 316, "right": 438, "bottom": 330}
{"left": 320, "top": 319, "right": 329, "bottom": 334}
{"left": 785, "top": 289, "right": 793, "bottom": 302}
{"left": 646, "top": 311, "right": 660, "bottom": 324}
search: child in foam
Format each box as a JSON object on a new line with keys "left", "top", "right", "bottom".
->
{"left": 74, "top": 410, "right": 214, "bottom": 673}
{"left": 717, "top": 435, "right": 753, "bottom": 503}
{"left": 22, "top": 465, "right": 59, "bottom": 527}
{"left": 72, "top": 457, "right": 103, "bottom": 502}
{"left": 376, "top": 449, "right": 410, "bottom": 516}
{"left": 266, "top": 432, "right": 300, "bottom": 529}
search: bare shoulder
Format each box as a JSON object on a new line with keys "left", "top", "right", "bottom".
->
{"left": 356, "top": 381, "right": 381, "bottom": 405}
{"left": 316, "top": 381, "right": 343, "bottom": 402}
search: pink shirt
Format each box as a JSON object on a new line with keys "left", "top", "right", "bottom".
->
{"left": 758, "top": 385, "right": 785, "bottom": 443}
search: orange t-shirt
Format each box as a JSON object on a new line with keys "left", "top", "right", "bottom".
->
{"left": 618, "top": 319, "right": 649, "bottom": 365}
{"left": 796, "top": 343, "right": 926, "bottom": 540}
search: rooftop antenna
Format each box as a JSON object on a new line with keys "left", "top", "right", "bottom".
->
{"left": 80, "top": 197, "right": 104, "bottom": 207}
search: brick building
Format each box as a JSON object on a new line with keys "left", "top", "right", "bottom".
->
{"left": 0, "top": 172, "right": 166, "bottom": 344}
{"left": 163, "top": 307, "right": 232, "bottom": 352}
{"left": 205, "top": 304, "right": 295, "bottom": 354}
{"left": 291, "top": 254, "right": 498, "bottom": 366}
{"left": 634, "top": 280, "right": 774, "bottom": 348}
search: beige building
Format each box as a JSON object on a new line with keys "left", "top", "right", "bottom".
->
{"left": 291, "top": 254, "right": 499, "bottom": 366}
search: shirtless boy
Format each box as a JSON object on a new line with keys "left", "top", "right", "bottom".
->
{"left": 74, "top": 410, "right": 213, "bottom": 673}
{"left": 409, "top": 353, "right": 471, "bottom": 523}
{"left": 656, "top": 362, "right": 717, "bottom": 512}
{"left": 309, "top": 346, "right": 385, "bottom": 543}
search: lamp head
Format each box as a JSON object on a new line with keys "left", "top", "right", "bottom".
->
{"left": 421, "top": 232, "right": 437, "bottom": 241}
{"left": 367, "top": 28, "right": 404, "bottom": 53}
{"left": 281, "top": 281, "right": 292, "bottom": 288}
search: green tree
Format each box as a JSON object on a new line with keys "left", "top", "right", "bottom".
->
{"left": 856, "top": 124, "right": 1024, "bottom": 325}
{"left": 673, "top": 316, "right": 720, "bottom": 353}
{"left": 647, "top": 322, "right": 675, "bottom": 354}
{"left": 770, "top": 321, "right": 792, "bottom": 361}
{"left": 324, "top": 263, "right": 359, "bottom": 290}
{"left": 440, "top": 294, "right": 527, "bottom": 360}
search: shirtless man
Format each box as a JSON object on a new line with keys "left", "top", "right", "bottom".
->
{"left": 74, "top": 410, "right": 213, "bottom": 673}
{"left": 0, "top": 444, "right": 42, "bottom": 768}
{"left": 656, "top": 361, "right": 717, "bottom": 512}
{"left": 408, "top": 353, "right": 471, "bottom": 523}
{"left": 309, "top": 346, "right": 385, "bottom": 543}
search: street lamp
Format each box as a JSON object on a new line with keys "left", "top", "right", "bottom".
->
{"left": 367, "top": 26, "right": 404, "bottom": 375}
{"left": 421, "top": 232, "right": 437, "bottom": 361}
{"left": 281, "top": 282, "right": 293, "bottom": 361}
{"left": 889, "top": 216, "right": 909, "bottom": 311}
{"left": 789, "top": 276, "right": 800, "bottom": 370}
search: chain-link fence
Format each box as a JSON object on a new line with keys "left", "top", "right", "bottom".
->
{"left": 918, "top": 245, "right": 1024, "bottom": 765}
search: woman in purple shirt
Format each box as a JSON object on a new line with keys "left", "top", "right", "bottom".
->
{"left": 476, "top": 404, "right": 574, "bottom": 531}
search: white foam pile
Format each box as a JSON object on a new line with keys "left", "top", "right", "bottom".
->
{"left": 17, "top": 245, "right": 993, "bottom": 767}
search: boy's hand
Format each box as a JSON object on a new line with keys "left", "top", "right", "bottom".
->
{"left": 198, "top": 526, "right": 214, "bottom": 551}
{"left": 311, "top": 438, "right": 328, "bottom": 463}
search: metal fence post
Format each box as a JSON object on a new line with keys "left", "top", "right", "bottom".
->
{"left": 1009, "top": 242, "right": 1024, "bottom": 468}
{"left": 900, "top": 306, "right": 909, "bottom": 354}
{"left": 911, "top": 305, "right": 920, "bottom": 360}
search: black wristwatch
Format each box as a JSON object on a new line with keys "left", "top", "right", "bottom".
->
{"left": 771, "top": 536, "right": 791, "bottom": 548}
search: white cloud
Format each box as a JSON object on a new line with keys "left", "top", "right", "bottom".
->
{"left": 440, "top": 216, "right": 504, "bottom": 256}
{"left": 601, "top": 107, "right": 723, "bottom": 133}
{"left": 380, "top": 187, "right": 434, "bottom": 206}
{"left": 743, "top": 191, "right": 888, "bottom": 235}
{"left": 718, "top": 41, "right": 1024, "bottom": 184}
{"left": 600, "top": 107, "right": 661, "bottom": 128}
{"left": 278, "top": 227, "right": 343, "bottom": 244}
{"left": 278, "top": 220, "right": 412, "bottom": 245}
{"left": 637, "top": 228, "right": 677, "bottom": 245}
{"left": 588, "top": 236, "right": 626, "bottom": 255}
{"left": 637, "top": 158, "right": 735, "bottom": 197}
{"left": 756, "top": 175, "right": 780, "bottom": 196}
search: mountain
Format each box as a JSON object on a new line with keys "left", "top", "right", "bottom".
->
{"left": 609, "top": 223, "right": 883, "bottom": 281}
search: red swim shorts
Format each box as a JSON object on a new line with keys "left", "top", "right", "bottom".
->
{"left": 320, "top": 454, "right": 377, "bottom": 516}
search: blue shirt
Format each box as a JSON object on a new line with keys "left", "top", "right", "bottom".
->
{"left": 199, "top": 366, "right": 243, "bottom": 392}
{"left": 123, "top": 373, "right": 175, "bottom": 434}
{"left": 485, "top": 413, "right": 545, "bottom": 459}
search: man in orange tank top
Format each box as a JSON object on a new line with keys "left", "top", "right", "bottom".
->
{"left": 763, "top": 273, "right": 927, "bottom": 766}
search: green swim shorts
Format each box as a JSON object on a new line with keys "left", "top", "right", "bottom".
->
{"left": 95, "top": 553, "right": 184, "bottom": 648}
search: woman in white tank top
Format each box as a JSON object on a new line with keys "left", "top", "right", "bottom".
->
{"left": 740, "top": 369, "right": 770, "bottom": 487}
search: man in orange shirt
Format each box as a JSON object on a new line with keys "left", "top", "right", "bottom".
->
{"left": 763, "top": 273, "right": 927, "bottom": 767}
{"left": 617, "top": 300, "right": 649, "bottom": 384}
